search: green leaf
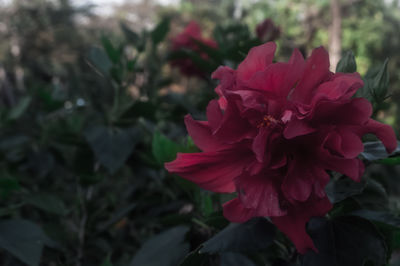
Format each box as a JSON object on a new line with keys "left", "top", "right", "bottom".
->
{"left": 203, "top": 211, "right": 229, "bottom": 229}
{"left": 336, "top": 51, "right": 357, "bottom": 73}
{"left": 0, "top": 175, "right": 19, "bottom": 198}
{"left": 85, "top": 126, "right": 141, "bottom": 174}
{"left": 377, "top": 156, "right": 400, "bottom": 165}
{"left": 350, "top": 210, "right": 400, "bottom": 229}
{"left": 151, "top": 17, "right": 170, "bottom": 45}
{"left": 151, "top": 131, "right": 180, "bottom": 165}
{"left": 26, "top": 193, "right": 67, "bottom": 216}
{"left": 101, "top": 36, "right": 121, "bottom": 64}
{"left": 87, "top": 46, "right": 113, "bottom": 75}
{"left": 220, "top": 252, "right": 256, "bottom": 266}
{"left": 200, "top": 193, "right": 213, "bottom": 217}
{"left": 0, "top": 219, "right": 51, "bottom": 266}
{"left": 8, "top": 96, "right": 32, "bottom": 120}
{"left": 303, "top": 216, "right": 387, "bottom": 266}
{"left": 325, "top": 178, "right": 366, "bottom": 204}
{"left": 120, "top": 23, "right": 139, "bottom": 45}
{"left": 371, "top": 59, "right": 389, "bottom": 101}
{"left": 361, "top": 141, "right": 400, "bottom": 161}
{"left": 352, "top": 178, "right": 389, "bottom": 211}
{"left": 200, "top": 217, "right": 276, "bottom": 254}
{"left": 358, "top": 59, "right": 390, "bottom": 106}
{"left": 130, "top": 226, "right": 190, "bottom": 266}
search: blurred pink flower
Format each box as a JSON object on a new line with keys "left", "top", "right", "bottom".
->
{"left": 170, "top": 21, "right": 217, "bottom": 77}
{"left": 165, "top": 42, "right": 397, "bottom": 253}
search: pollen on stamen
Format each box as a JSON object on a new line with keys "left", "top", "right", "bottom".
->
{"left": 257, "top": 115, "right": 279, "bottom": 128}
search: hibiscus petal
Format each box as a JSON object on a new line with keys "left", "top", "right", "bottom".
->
{"left": 252, "top": 127, "right": 270, "bottom": 162}
{"left": 214, "top": 99, "right": 254, "bottom": 143}
{"left": 184, "top": 115, "right": 226, "bottom": 152}
{"left": 215, "top": 85, "right": 228, "bottom": 110}
{"left": 312, "top": 167, "right": 330, "bottom": 198}
{"left": 212, "top": 66, "right": 235, "bottom": 81}
{"left": 246, "top": 49, "right": 305, "bottom": 99}
{"left": 237, "top": 42, "right": 277, "bottom": 80}
{"left": 311, "top": 72, "right": 363, "bottom": 103}
{"left": 223, "top": 198, "right": 256, "bottom": 223}
{"left": 363, "top": 119, "right": 397, "bottom": 154}
{"left": 311, "top": 97, "right": 372, "bottom": 126}
{"left": 319, "top": 150, "right": 364, "bottom": 181}
{"left": 271, "top": 195, "right": 332, "bottom": 254}
{"left": 236, "top": 172, "right": 287, "bottom": 217}
{"left": 323, "top": 129, "right": 363, "bottom": 158}
{"left": 246, "top": 63, "right": 289, "bottom": 94}
{"left": 290, "top": 47, "right": 331, "bottom": 103}
{"left": 283, "top": 48, "right": 306, "bottom": 97}
{"left": 206, "top": 100, "right": 223, "bottom": 133}
{"left": 281, "top": 160, "right": 313, "bottom": 202}
{"left": 283, "top": 117, "right": 315, "bottom": 139}
{"left": 165, "top": 150, "right": 250, "bottom": 193}
{"left": 338, "top": 129, "right": 364, "bottom": 158}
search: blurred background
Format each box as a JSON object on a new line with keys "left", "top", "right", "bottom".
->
{"left": 0, "top": 0, "right": 400, "bottom": 265}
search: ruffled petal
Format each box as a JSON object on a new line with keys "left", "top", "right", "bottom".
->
{"left": 311, "top": 97, "right": 372, "bottom": 126}
{"left": 214, "top": 99, "right": 255, "bottom": 143}
{"left": 206, "top": 100, "right": 223, "bottom": 133}
{"left": 311, "top": 72, "right": 363, "bottom": 104}
{"left": 211, "top": 66, "right": 236, "bottom": 95}
{"left": 184, "top": 115, "right": 226, "bottom": 152}
{"left": 271, "top": 195, "right": 332, "bottom": 254}
{"left": 281, "top": 160, "right": 313, "bottom": 202}
{"left": 312, "top": 167, "right": 330, "bottom": 198}
{"left": 362, "top": 119, "right": 397, "bottom": 154}
{"left": 165, "top": 150, "right": 251, "bottom": 193}
{"left": 223, "top": 198, "right": 256, "bottom": 223}
{"left": 324, "top": 129, "right": 363, "bottom": 158}
{"left": 283, "top": 117, "right": 315, "bottom": 139}
{"left": 215, "top": 85, "right": 228, "bottom": 110}
{"left": 247, "top": 48, "right": 305, "bottom": 99}
{"left": 290, "top": 47, "right": 331, "bottom": 103}
{"left": 319, "top": 149, "right": 364, "bottom": 181}
{"left": 237, "top": 42, "right": 277, "bottom": 80}
{"left": 252, "top": 127, "right": 270, "bottom": 162}
{"left": 236, "top": 172, "right": 287, "bottom": 217}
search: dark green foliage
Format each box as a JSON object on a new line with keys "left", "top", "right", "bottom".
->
{"left": 362, "top": 141, "right": 400, "bottom": 161}
{"left": 130, "top": 226, "right": 190, "bottom": 266}
{"left": 0, "top": 219, "right": 53, "bottom": 266}
{"left": 84, "top": 126, "right": 141, "bottom": 173}
{"left": 151, "top": 17, "right": 171, "bottom": 46}
{"left": 336, "top": 51, "right": 357, "bottom": 73}
{"left": 201, "top": 218, "right": 276, "bottom": 254}
{"left": 303, "top": 216, "right": 387, "bottom": 266}
{"left": 325, "top": 177, "right": 366, "bottom": 204}
{"left": 357, "top": 59, "right": 390, "bottom": 113}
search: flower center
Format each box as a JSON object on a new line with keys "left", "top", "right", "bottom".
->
{"left": 257, "top": 115, "right": 279, "bottom": 128}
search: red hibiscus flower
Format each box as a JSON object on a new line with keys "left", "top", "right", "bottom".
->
{"left": 170, "top": 21, "right": 218, "bottom": 78}
{"left": 165, "top": 42, "right": 397, "bottom": 254}
{"left": 256, "top": 19, "right": 280, "bottom": 43}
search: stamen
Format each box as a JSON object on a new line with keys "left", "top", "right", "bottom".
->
{"left": 257, "top": 115, "right": 279, "bottom": 128}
